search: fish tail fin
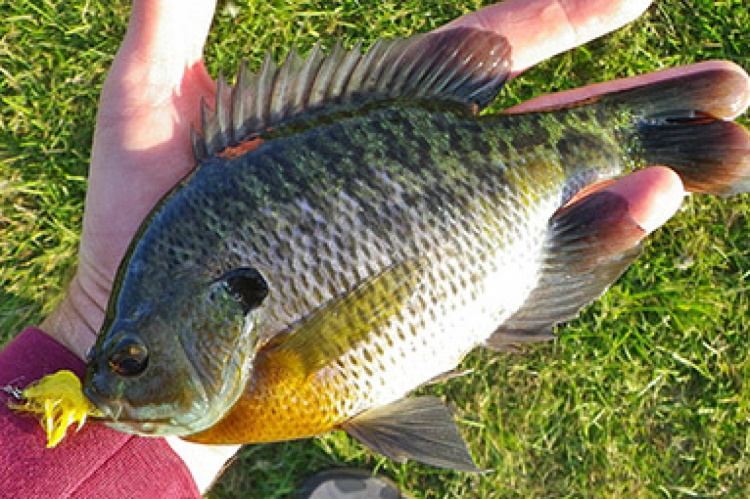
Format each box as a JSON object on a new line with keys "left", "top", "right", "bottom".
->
{"left": 634, "top": 118, "right": 750, "bottom": 195}
{"left": 607, "top": 62, "right": 750, "bottom": 195}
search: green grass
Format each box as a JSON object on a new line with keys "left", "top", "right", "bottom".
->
{"left": 2, "top": 0, "right": 750, "bottom": 497}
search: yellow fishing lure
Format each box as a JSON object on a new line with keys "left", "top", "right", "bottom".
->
{"left": 9, "top": 370, "right": 101, "bottom": 448}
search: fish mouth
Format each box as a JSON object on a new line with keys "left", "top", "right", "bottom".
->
{"left": 84, "top": 385, "right": 184, "bottom": 435}
{"left": 83, "top": 384, "right": 123, "bottom": 421}
{"left": 83, "top": 381, "right": 199, "bottom": 436}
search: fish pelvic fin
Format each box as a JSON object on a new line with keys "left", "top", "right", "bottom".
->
{"left": 193, "top": 27, "right": 511, "bottom": 161}
{"left": 342, "top": 396, "right": 481, "bottom": 472}
{"left": 610, "top": 64, "right": 750, "bottom": 196}
{"left": 486, "top": 190, "right": 644, "bottom": 351}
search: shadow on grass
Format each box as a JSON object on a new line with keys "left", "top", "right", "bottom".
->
{"left": 208, "top": 438, "right": 371, "bottom": 499}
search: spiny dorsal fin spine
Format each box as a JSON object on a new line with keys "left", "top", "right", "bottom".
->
{"left": 257, "top": 51, "right": 278, "bottom": 127}
{"left": 231, "top": 61, "right": 249, "bottom": 140}
{"left": 215, "top": 71, "right": 232, "bottom": 149}
{"left": 314, "top": 40, "right": 344, "bottom": 102}
{"left": 291, "top": 44, "right": 321, "bottom": 111}
{"left": 350, "top": 38, "right": 387, "bottom": 94}
{"left": 192, "top": 27, "right": 511, "bottom": 161}
{"left": 333, "top": 41, "right": 363, "bottom": 98}
{"left": 198, "top": 96, "right": 215, "bottom": 156}
{"left": 271, "top": 48, "right": 301, "bottom": 121}
{"left": 190, "top": 125, "right": 206, "bottom": 160}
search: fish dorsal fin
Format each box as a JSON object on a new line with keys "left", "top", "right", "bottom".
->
{"left": 193, "top": 27, "right": 511, "bottom": 160}
{"left": 275, "top": 260, "right": 423, "bottom": 376}
{"left": 486, "top": 190, "right": 645, "bottom": 351}
{"left": 342, "top": 396, "right": 480, "bottom": 472}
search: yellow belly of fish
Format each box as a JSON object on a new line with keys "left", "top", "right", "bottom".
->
{"left": 183, "top": 349, "right": 352, "bottom": 444}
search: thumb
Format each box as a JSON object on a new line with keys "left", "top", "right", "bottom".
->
{"left": 94, "top": 0, "right": 217, "bottom": 148}
{"left": 121, "top": 0, "right": 217, "bottom": 80}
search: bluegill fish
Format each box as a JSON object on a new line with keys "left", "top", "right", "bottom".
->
{"left": 82, "top": 27, "right": 750, "bottom": 471}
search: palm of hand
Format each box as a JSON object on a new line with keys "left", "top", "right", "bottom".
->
{"left": 80, "top": 63, "right": 213, "bottom": 296}
{"left": 75, "top": 4, "right": 217, "bottom": 321}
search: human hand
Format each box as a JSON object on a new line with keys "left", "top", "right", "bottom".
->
{"left": 40, "top": 0, "right": 714, "bottom": 492}
{"left": 43, "top": 0, "right": 693, "bottom": 359}
{"left": 39, "top": 0, "right": 235, "bottom": 493}
{"left": 41, "top": 0, "right": 218, "bottom": 360}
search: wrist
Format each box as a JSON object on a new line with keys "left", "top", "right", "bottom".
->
{"left": 41, "top": 276, "right": 106, "bottom": 360}
{"left": 165, "top": 438, "right": 241, "bottom": 494}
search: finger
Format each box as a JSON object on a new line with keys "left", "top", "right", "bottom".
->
{"left": 505, "top": 60, "right": 750, "bottom": 119}
{"left": 94, "top": 0, "right": 219, "bottom": 157}
{"left": 577, "top": 167, "right": 685, "bottom": 236}
{"left": 97, "top": 0, "right": 218, "bottom": 126}
{"left": 443, "top": 0, "right": 652, "bottom": 76}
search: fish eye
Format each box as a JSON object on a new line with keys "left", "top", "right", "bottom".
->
{"left": 107, "top": 337, "right": 149, "bottom": 377}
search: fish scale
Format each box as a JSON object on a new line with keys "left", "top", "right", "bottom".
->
{"left": 179, "top": 105, "right": 614, "bottom": 443}
{"left": 82, "top": 27, "right": 750, "bottom": 471}
{"left": 221, "top": 107, "right": 577, "bottom": 329}
{"left": 99, "top": 104, "right": 631, "bottom": 428}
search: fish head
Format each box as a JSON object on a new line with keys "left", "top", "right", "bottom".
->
{"left": 83, "top": 266, "right": 269, "bottom": 437}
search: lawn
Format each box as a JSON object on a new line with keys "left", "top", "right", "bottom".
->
{"left": 2, "top": 0, "right": 750, "bottom": 497}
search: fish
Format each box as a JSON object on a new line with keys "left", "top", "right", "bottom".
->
{"left": 81, "top": 27, "right": 750, "bottom": 471}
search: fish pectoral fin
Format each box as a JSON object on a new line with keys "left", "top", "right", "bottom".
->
{"left": 342, "top": 396, "right": 480, "bottom": 473}
{"left": 194, "top": 27, "right": 511, "bottom": 160}
{"left": 487, "top": 190, "right": 645, "bottom": 350}
{"left": 278, "top": 260, "right": 424, "bottom": 375}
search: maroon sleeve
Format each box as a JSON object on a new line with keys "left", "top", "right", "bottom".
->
{"left": 0, "top": 328, "right": 201, "bottom": 498}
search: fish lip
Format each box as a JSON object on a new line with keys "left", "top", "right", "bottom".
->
{"left": 83, "top": 384, "right": 123, "bottom": 421}
{"left": 83, "top": 384, "right": 189, "bottom": 435}
{"left": 84, "top": 395, "right": 191, "bottom": 436}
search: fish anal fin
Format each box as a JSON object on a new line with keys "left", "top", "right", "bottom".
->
{"left": 485, "top": 328, "right": 556, "bottom": 353}
{"left": 423, "top": 368, "right": 475, "bottom": 386}
{"left": 488, "top": 190, "right": 644, "bottom": 350}
{"left": 342, "top": 397, "right": 480, "bottom": 472}
{"left": 193, "top": 27, "right": 511, "bottom": 161}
